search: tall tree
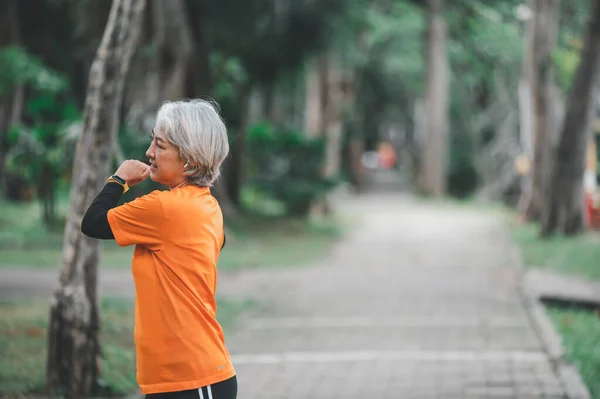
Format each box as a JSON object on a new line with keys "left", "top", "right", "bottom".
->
{"left": 304, "top": 57, "right": 327, "bottom": 138}
{"left": 541, "top": 0, "right": 600, "bottom": 236}
{"left": 45, "top": 0, "right": 146, "bottom": 396}
{"left": 303, "top": 52, "right": 348, "bottom": 216}
{"left": 516, "top": 3, "right": 534, "bottom": 218}
{"left": 421, "top": 0, "right": 449, "bottom": 197}
{"left": 525, "top": 0, "right": 560, "bottom": 221}
{"left": 0, "top": 0, "right": 24, "bottom": 200}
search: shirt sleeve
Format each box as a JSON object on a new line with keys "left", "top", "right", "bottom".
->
{"left": 107, "top": 190, "right": 166, "bottom": 250}
{"left": 81, "top": 182, "right": 123, "bottom": 239}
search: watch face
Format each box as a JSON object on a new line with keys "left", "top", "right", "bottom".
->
{"left": 112, "top": 175, "right": 126, "bottom": 185}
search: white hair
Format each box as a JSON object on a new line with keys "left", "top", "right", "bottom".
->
{"left": 154, "top": 99, "right": 229, "bottom": 187}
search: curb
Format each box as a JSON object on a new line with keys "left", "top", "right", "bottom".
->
{"left": 515, "top": 261, "right": 591, "bottom": 399}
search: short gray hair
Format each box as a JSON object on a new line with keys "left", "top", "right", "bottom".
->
{"left": 154, "top": 99, "right": 229, "bottom": 187}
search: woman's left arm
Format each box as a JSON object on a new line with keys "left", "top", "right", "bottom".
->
{"left": 81, "top": 182, "right": 124, "bottom": 239}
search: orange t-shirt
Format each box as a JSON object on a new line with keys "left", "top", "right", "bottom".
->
{"left": 107, "top": 185, "right": 235, "bottom": 394}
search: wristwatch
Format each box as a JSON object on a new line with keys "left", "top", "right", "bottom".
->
{"left": 106, "top": 174, "right": 129, "bottom": 193}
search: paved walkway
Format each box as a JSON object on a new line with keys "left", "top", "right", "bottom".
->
{"left": 0, "top": 186, "right": 572, "bottom": 398}
{"left": 217, "top": 192, "right": 569, "bottom": 398}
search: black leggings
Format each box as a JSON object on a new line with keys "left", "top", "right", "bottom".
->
{"left": 145, "top": 375, "right": 237, "bottom": 399}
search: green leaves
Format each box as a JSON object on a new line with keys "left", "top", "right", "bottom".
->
{"left": 245, "top": 122, "right": 338, "bottom": 216}
{"left": 0, "top": 46, "right": 68, "bottom": 96}
{"left": 5, "top": 123, "right": 75, "bottom": 186}
{"left": 553, "top": 45, "right": 581, "bottom": 92}
{"left": 210, "top": 53, "right": 249, "bottom": 103}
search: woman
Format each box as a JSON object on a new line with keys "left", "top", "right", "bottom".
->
{"left": 81, "top": 99, "right": 237, "bottom": 399}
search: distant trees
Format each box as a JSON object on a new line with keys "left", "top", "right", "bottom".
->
{"left": 1, "top": 0, "right": 599, "bottom": 228}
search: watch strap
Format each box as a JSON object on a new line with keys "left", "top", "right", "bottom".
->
{"left": 111, "top": 174, "right": 127, "bottom": 185}
{"left": 106, "top": 175, "right": 129, "bottom": 193}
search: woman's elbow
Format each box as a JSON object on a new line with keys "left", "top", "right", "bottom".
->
{"left": 81, "top": 214, "right": 93, "bottom": 237}
{"left": 81, "top": 212, "right": 115, "bottom": 240}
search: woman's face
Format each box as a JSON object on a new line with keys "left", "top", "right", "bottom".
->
{"left": 146, "top": 129, "right": 187, "bottom": 188}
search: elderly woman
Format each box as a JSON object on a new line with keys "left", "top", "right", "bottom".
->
{"left": 81, "top": 99, "right": 237, "bottom": 399}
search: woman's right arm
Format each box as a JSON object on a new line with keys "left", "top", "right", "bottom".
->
{"left": 82, "top": 160, "right": 150, "bottom": 240}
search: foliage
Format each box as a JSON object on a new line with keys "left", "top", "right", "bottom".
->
{"left": 244, "top": 122, "right": 340, "bottom": 216}
{"left": 553, "top": 1, "right": 589, "bottom": 92}
{"left": 1, "top": 0, "right": 595, "bottom": 205}
{"left": 553, "top": 42, "right": 581, "bottom": 92}
{"left": 360, "top": 1, "right": 425, "bottom": 104}
{"left": 0, "top": 46, "right": 74, "bottom": 191}
{"left": 194, "top": 0, "right": 349, "bottom": 86}
{"left": 0, "top": 46, "right": 68, "bottom": 96}
{"left": 445, "top": 2, "right": 522, "bottom": 197}
{"left": 6, "top": 95, "right": 79, "bottom": 178}
{"left": 447, "top": 132, "right": 478, "bottom": 198}
{"left": 0, "top": 45, "right": 79, "bottom": 225}
{"left": 210, "top": 53, "right": 249, "bottom": 104}
{"left": 5, "top": 94, "right": 80, "bottom": 225}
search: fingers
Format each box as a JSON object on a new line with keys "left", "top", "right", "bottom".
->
{"left": 115, "top": 160, "right": 151, "bottom": 185}
{"left": 140, "top": 166, "right": 151, "bottom": 179}
{"left": 129, "top": 161, "right": 150, "bottom": 186}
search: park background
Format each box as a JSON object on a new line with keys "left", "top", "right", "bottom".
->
{"left": 0, "top": 0, "right": 599, "bottom": 398}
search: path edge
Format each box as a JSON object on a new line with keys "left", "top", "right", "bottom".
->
{"left": 509, "top": 245, "right": 591, "bottom": 399}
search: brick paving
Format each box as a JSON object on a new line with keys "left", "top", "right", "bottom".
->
{"left": 218, "top": 192, "right": 570, "bottom": 398}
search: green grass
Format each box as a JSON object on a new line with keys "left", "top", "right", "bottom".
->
{"left": 218, "top": 213, "right": 350, "bottom": 270}
{"left": 507, "top": 210, "right": 600, "bottom": 396}
{"left": 508, "top": 216, "right": 600, "bottom": 280}
{"left": 0, "top": 195, "right": 350, "bottom": 270}
{"left": 0, "top": 297, "right": 251, "bottom": 398}
{"left": 0, "top": 194, "right": 136, "bottom": 268}
{"left": 547, "top": 307, "right": 600, "bottom": 399}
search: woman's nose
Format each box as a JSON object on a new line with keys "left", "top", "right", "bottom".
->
{"left": 145, "top": 143, "right": 154, "bottom": 159}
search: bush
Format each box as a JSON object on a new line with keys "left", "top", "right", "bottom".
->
{"left": 244, "top": 123, "right": 339, "bottom": 216}
{"left": 446, "top": 131, "right": 478, "bottom": 199}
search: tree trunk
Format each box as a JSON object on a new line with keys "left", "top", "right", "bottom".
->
{"left": 413, "top": 97, "right": 426, "bottom": 187}
{"left": 303, "top": 54, "right": 345, "bottom": 216}
{"left": 0, "top": 0, "right": 25, "bottom": 200}
{"left": 541, "top": 0, "right": 600, "bottom": 237}
{"left": 45, "top": 1, "right": 146, "bottom": 397}
{"left": 345, "top": 69, "right": 365, "bottom": 193}
{"left": 304, "top": 56, "right": 326, "bottom": 137}
{"left": 303, "top": 56, "right": 326, "bottom": 215}
{"left": 524, "top": 0, "right": 559, "bottom": 221}
{"left": 39, "top": 166, "right": 56, "bottom": 227}
{"left": 421, "top": 0, "right": 449, "bottom": 197}
{"left": 322, "top": 55, "right": 345, "bottom": 181}
{"left": 226, "top": 84, "right": 251, "bottom": 206}
{"left": 124, "top": 0, "right": 198, "bottom": 133}
{"left": 152, "top": 0, "right": 195, "bottom": 100}
{"left": 348, "top": 137, "right": 365, "bottom": 192}
{"left": 517, "top": 8, "right": 534, "bottom": 219}
{"left": 247, "top": 86, "right": 266, "bottom": 126}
